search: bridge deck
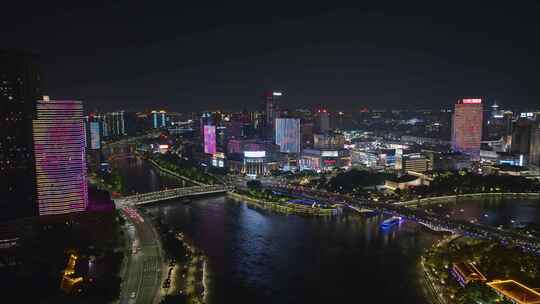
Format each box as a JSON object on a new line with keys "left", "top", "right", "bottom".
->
{"left": 115, "top": 185, "right": 230, "bottom": 206}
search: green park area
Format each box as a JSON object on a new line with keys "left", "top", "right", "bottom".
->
{"left": 88, "top": 169, "right": 123, "bottom": 196}
{"left": 148, "top": 152, "right": 219, "bottom": 186}
{"left": 423, "top": 236, "right": 540, "bottom": 303}
{"left": 152, "top": 215, "right": 206, "bottom": 304}
{"left": 406, "top": 170, "right": 540, "bottom": 198}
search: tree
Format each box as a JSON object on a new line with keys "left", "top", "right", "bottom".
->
{"left": 160, "top": 294, "right": 188, "bottom": 304}
{"left": 247, "top": 180, "right": 262, "bottom": 191}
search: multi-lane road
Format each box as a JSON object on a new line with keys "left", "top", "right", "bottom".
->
{"left": 119, "top": 207, "right": 164, "bottom": 304}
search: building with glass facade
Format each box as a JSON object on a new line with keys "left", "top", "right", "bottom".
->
{"left": 275, "top": 118, "right": 301, "bottom": 154}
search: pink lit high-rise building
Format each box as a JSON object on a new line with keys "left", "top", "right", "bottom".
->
{"left": 452, "top": 98, "right": 483, "bottom": 161}
{"left": 33, "top": 100, "right": 88, "bottom": 216}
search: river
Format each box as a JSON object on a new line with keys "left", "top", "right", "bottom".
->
{"left": 109, "top": 150, "right": 441, "bottom": 303}
{"left": 422, "top": 195, "right": 540, "bottom": 229}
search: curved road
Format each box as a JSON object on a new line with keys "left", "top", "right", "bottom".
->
{"left": 119, "top": 207, "right": 164, "bottom": 304}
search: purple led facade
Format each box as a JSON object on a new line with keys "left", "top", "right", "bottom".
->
{"left": 33, "top": 100, "right": 88, "bottom": 216}
{"left": 204, "top": 125, "right": 216, "bottom": 154}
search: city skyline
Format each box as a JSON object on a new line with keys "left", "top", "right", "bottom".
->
{"left": 3, "top": 2, "right": 540, "bottom": 111}
{"left": 2, "top": 3, "right": 540, "bottom": 304}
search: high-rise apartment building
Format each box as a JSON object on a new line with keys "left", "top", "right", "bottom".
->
{"left": 0, "top": 50, "right": 41, "bottom": 220}
{"left": 33, "top": 100, "right": 88, "bottom": 216}
{"left": 275, "top": 118, "right": 301, "bottom": 153}
{"left": 452, "top": 98, "right": 483, "bottom": 161}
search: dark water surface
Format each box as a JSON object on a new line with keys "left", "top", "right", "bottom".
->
{"left": 422, "top": 196, "right": 540, "bottom": 228}
{"left": 110, "top": 150, "right": 439, "bottom": 303}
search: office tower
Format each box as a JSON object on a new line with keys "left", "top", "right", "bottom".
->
{"left": 511, "top": 120, "right": 534, "bottom": 155}
{"left": 204, "top": 125, "right": 216, "bottom": 154}
{"left": 84, "top": 118, "right": 101, "bottom": 150}
{"left": 452, "top": 98, "right": 483, "bottom": 160}
{"left": 0, "top": 50, "right": 41, "bottom": 220}
{"left": 102, "top": 111, "right": 126, "bottom": 138}
{"left": 33, "top": 100, "right": 88, "bottom": 216}
{"left": 200, "top": 111, "right": 213, "bottom": 139}
{"left": 530, "top": 123, "right": 540, "bottom": 166}
{"left": 151, "top": 110, "right": 167, "bottom": 129}
{"left": 275, "top": 118, "right": 301, "bottom": 153}
{"left": 264, "top": 91, "right": 282, "bottom": 139}
{"left": 315, "top": 108, "right": 330, "bottom": 133}
{"left": 265, "top": 91, "right": 282, "bottom": 125}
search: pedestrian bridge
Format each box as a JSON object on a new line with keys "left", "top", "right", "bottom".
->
{"left": 114, "top": 184, "right": 231, "bottom": 206}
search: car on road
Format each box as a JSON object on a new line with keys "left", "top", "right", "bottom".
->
{"left": 130, "top": 292, "right": 136, "bottom": 299}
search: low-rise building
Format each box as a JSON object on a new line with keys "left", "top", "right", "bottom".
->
{"left": 451, "top": 262, "right": 487, "bottom": 287}
{"left": 487, "top": 280, "right": 540, "bottom": 304}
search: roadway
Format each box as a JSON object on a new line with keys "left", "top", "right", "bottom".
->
{"left": 119, "top": 207, "right": 163, "bottom": 304}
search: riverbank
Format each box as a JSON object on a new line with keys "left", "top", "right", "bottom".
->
{"left": 152, "top": 216, "right": 208, "bottom": 304}
{"left": 422, "top": 233, "right": 540, "bottom": 304}
{"left": 400, "top": 192, "right": 540, "bottom": 207}
{"left": 228, "top": 191, "right": 338, "bottom": 216}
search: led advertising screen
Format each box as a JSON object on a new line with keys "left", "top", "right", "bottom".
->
{"left": 204, "top": 125, "right": 216, "bottom": 154}
{"left": 90, "top": 122, "right": 101, "bottom": 149}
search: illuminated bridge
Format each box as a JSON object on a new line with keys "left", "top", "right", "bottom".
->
{"left": 114, "top": 184, "right": 231, "bottom": 206}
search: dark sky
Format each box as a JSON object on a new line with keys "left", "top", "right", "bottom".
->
{"left": 2, "top": 1, "right": 540, "bottom": 112}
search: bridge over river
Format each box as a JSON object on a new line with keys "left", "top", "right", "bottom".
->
{"left": 114, "top": 184, "right": 231, "bottom": 206}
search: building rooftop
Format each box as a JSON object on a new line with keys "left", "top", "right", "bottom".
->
{"left": 487, "top": 280, "right": 540, "bottom": 304}
{"left": 452, "top": 262, "right": 487, "bottom": 283}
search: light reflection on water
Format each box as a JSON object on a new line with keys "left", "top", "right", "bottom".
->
{"left": 145, "top": 197, "right": 437, "bottom": 304}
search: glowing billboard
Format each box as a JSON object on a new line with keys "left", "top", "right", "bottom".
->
{"left": 204, "top": 125, "right": 216, "bottom": 154}
{"left": 461, "top": 98, "right": 482, "bottom": 104}
{"left": 321, "top": 150, "right": 339, "bottom": 157}
{"left": 244, "top": 151, "right": 266, "bottom": 158}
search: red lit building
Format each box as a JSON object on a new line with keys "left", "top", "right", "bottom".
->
{"left": 452, "top": 98, "right": 483, "bottom": 161}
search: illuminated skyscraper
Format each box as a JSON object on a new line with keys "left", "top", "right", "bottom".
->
{"left": 151, "top": 110, "right": 167, "bottom": 129}
{"left": 275, "top": 118, "right": 301, "bottom": 153}
{"left": 0, "top": 50, "right": 41, "bottom": 220}
{"left": 204, "top": 125, "right": 216, "bottom": 154}
{"left": 264, "top": 91, "right": 282, "bottom": 139}
{"left": 33, "top": 100, "right": 88, "bottom": 216}
{"left": 452, "top": 98, "right": 483, "bottom": 161}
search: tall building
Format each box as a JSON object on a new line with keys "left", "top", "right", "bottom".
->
{"left": 151, "top": 110, "right": 167, "bottom": 129}
{"left": 275, "top": 118, "right": 301, "bottom": 153}
{"left": 203, "top": 125, "right": 216, "bottom": 155}
{"left": 0, "top": 50, "right": 41, "bottom": 220}
{"left": 33, "top": 100, "right": 88, "bottom": 216}
{"left": 264, "top": 91, "right": 282, "bottom": 139}
{"left": 530, "top": 122, "right": 540, "bottom": 166}
{"left": 105, "top": 111, "right": 126, "bottom": 137}
{"left": 315, "top": 108, "right": 330, "bottom": 133}
{"left": 452, "top": 98, "right": 483, "bottom": 161}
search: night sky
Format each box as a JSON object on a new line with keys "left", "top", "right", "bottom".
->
{"left": 3, "top": 2, "right": 540, "bottom": 112}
